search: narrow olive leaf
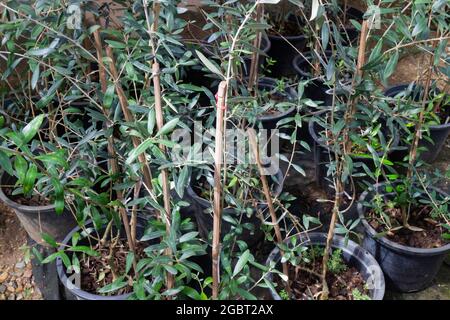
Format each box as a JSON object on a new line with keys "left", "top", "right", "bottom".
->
{"left": 321, "top": 23, "right": 329, "bottom": 51}
{"left": 383, "top": 51, "right": 399, "bottom": 82}
{"left": 176, "top": 165, "right": 189, "bottom": 198}
{"left": 233, "top": 249, "right": 251, "bottom": 277}
{"left": 69, "top": 246, "right": 100, "bottom": 257}
{"left": 310, "top": 0, "right": 320, "bottom": 21}
{"left": 27, "top": 47, "right": 55, "bottom": 57}
{"left": 41, "top": 233, "right": 58, "bottom": 248}
{"left": 179, "top": 231, "right": 198, "bottom": 243}
{"left": 23, "top": 163, "right": 37, "bottom": 195}
{"left": 156, "top": 117, "right": 179, "bottom": 136}
{"left": 51, "top": 177, "right": 64, "bottom": 215}
{"left": 98, "top": 276, "right": 128, "bottom": 294}
{"left": 103, "top": 84, "right": 115, "bottom": 108}
{"left": 125, "top": 252, "right": 134, "bottom": 274}
{"left": 31, "top": 64, "right": 39, "bottom": 89}
{"left": 195, "top": 50, "right": 224, "bottom": 78}
{"left": 0, "top": 150, "right": 13, "bottom": 176}
{"left": 147, "top": 108, "right": 156, "bottom": 134}
{"left": 126, "top": 138, "right": 153, "bottom": 164}
{"left": 22, "top": 114, "right": 45, "bottom": 144}
{"left": 14, "top": 155, "right": 27, "bottom": 183}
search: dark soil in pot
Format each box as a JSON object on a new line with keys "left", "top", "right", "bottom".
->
{"left": 57, "top": 215, "right": 148, "bottom": 300}
{"left": 201, "top": 34, "right": 271, "bottom": 77}
{"left": 358, "top": 182, "right": 450, "bottom": 292}
{"left": 265, "top": 232, "right": 385, "bottom": 300}
{"left": 186, "top": 168, "right": 284, "bottom": 249}
{"left": 308, "top": 111, "right": 400, "bottom": 194}
{"left": 0, "top": 172, "right": 76, "bottom": 245}
{"left": 384, "top": 84, "right": 450, "bottom": 163}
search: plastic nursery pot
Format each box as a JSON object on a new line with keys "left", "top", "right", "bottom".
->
{"left": 0, "top": 172, "right": 77, "bottom": 245}
{"left": 384, "top": 84, "right": 450, "bottom": 163}
{"left": 57, "top": 215, "right": 148, "bottom": 300}
{"left": 201, "top": 34, "right": 271, "bottom": 77}
{"left": 292, "top": 51, "right": 336, "bottom": 107}
{"left": 185, "top": 168, "right": 284, "bottom": 249}
{"left": 357, "top": 182, "right": 450, "bottom": 292}
{"left": 265, "top": 232, "right": 385, "bottom": 300}
{"left": 253, "top": 77, "right": 297, "bottom": 131}
{"left": 267, "top": 15, "right": 307, "bottom": 78}
{"left": 308, "top": 111, "right": 400, "bottom": 194}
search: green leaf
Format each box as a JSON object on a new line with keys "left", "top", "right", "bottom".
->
{"left": 179, "top": 231, "right": 198, "bottom": 243}
{"left": 383, "top": 51, "right": 399, "bottom": 83}
{"left": 41, "top": 233, "right": 57, "bottom": 248}
{"left": 31, "top": 64, "right": 40, "bottom": 89}
{"left": 22, "top": 114, "right": 45, "bottom": 144}
{"left": 176, "top": 165, "right": 189, "bottom": 199}
{"left": 232, "top": 249, "right": 250, "bottom": 277}
{"left": 157, "top": 117, "right": 179, "bottom": 136}
{"left": 195, "top": 50, "right": 224, "bottom": 78}
{"left": 69, "top": 246, "right": 100, "bottom": 257}
{"left": 126, "top": 138, "right": 153, "bottom": 164}
{"left": 14, "top": 155, "right": 27, "bottom": 183}
{"left": 98, "top": 276, "right": 128, "bottom": 294}
{"left": 0, "top": 150, "right": 13, "bottom": 176}
{"left": 23, "top": 163, "right": 37, "bottom": 195}
{"left": 103, "top": 84, "right": 115, "bottom": 108}
{"left": 27, "top": 47, "right": 55, "bottom": 57}
{"left": 125, "top": 252, "right": 134, "bottom": 274}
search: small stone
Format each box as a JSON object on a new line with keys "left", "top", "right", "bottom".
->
{"left": 0, "top": 272, "right": 8, "bottom": 283}
{"left": 15, "top": 261, "right": 25, "bottom": 270}
{"left": 16, "top": 285, "right": 23, "bottom": 293}
{"left": 23, "top": 270, "right": 32, "bottom": 278}
{"left": 7, "top": 286, "right": 15, "bottom": 293}
{"left": 0, "top": 285, "right": 6, "bottom": 294}
{"left": 0, "top": 294, "right": 5, "bottom": 300}
{"left": 7, "top": 294, "right": 15, "bottom": 300}
{"left": 16, "top": 293, "right": 23, "bottom": 300}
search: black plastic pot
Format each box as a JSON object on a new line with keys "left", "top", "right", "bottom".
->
{"left": 202, "top": 34, "right": 271, "bottom": 77}
{"left": 57, "top": 215, "right": 148, "bottom": 300}
{"left": 357, "top": 182, "right": 450, "bottom": 292}
{"left": 265, "top": 232, "right": 385, "bottom": 300}
{"left": 254, "top": 77, "right": 297, "bottom": 131}
{"left": 308, "top": 111, "right": 400, "bottom": 193}
{"left": 186, "top": 168, "right": 284, "bottom": 249}
{"left": 0, "top": 172, "right": 76, "bottom": 245}
{"left": 384, "top": 84, "right": 450, "bottom": 163}
{"left": 292, "top": 51, "right": 335, "bottom": 107}
{"left": 267, "top": 15, "right": 306, "bottom": 78}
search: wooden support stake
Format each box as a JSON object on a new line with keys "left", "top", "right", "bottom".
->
{"left": 247, "top": 129, "right": 290, "bottom": 294}
{"left": 248, "top": 4, "right": 263, "bottom": 92}
{"left": 212, "top": 81, "right": 227, "bottom": 300}
{"left": 105, "top": 47, "right": 154, "bottom": 195}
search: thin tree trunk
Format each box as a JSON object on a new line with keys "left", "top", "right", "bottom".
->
{"left": 212, "top": 81, "right": 227, "bottom": 299}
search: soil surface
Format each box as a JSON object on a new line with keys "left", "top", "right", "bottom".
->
{"left": 0, "top": 202, "right": 42, "bottom": 300}
{"left": 79, "top": 240, "right": 145, "bottom": 295}
{"left": 368, "top": 206, "right": 449, "bottom": 249}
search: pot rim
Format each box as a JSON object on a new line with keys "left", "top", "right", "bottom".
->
{"left": 254, "top": 77, "right": 297, "bottom": 121}
{"left": 265, "top": 232, "right": 385, "bottom": 300}
{"left": 384, "top": 83, "right": 450, "bottom": 129}
{"left": 308, "top": 110, "right": 400, "bottom": 158}
{"left": 292, "top": 50, "right": 333, "bottom": 79}
{"left": 56, "top": 216, "right": 148, "bottom": 300}
{"left": 357, "top": 181, "right": 450, "bottom": 256}
{"left": 0, "top": 171, "right": 56, "bottom": 212}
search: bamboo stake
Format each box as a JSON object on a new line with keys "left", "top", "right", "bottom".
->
{"left": 105, "top": 47, "right": 155, "bottom": 195}
{"left": 92, "top": 28, "right": 136, "bottom": 269}
{"left": 321, "top": 20, "right": 369, "bottom": 300}
{"left": 248, "top": 4, "right": 263, "bottom": 92}
{"left": 247, "top": 129, "right": 290, "bottom": 294}
{"left": 212, "top": 81, "right": 227, "bottom": 299}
